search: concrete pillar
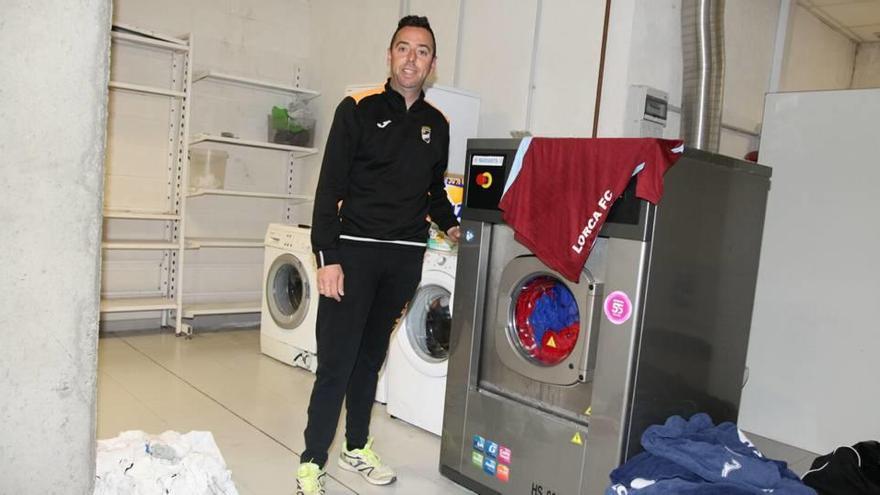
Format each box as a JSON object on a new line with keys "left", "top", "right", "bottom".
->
{"left": 0, "top": 0, "right": 111, "bottom": 493}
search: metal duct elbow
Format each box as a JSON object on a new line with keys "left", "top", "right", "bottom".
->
{"left": 681, "top": 0, "right": 725, "bottom": 152}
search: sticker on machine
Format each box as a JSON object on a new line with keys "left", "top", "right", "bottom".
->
{"left": 485, "top": 440, "right": 499, "bottom": 459}
{"left": 498, "top": 445, "right": 512, "bottom": 465}
{"left": 496, "top": 464, "right": 510, "bottom": 483}
{"left": 483, "top": 457, "right": 498, "bottom": 476}
{"left": 472, "top": 435, "right": 485, "bottom": 452}
{"left": 603, "top": 291, "right": 633, "bottom": 325}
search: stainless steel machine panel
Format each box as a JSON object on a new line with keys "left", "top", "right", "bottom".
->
{"left": 622, "top": 149, "right": 773, "bottom": 460}
{"left": 454, "top": 391, "right": 589, "bottom": 495}
{"left": 479, "top": 225, "right": 607, "bottom": 422}
{"left": 444, "top": 229, "right": 651, "bottom": 494}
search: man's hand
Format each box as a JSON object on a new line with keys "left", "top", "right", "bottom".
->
{"left": 446, "top": 226, "right": 461, "bottom": 243}
{"left": 317, "top": 264, "right": 345, "bottom": 302}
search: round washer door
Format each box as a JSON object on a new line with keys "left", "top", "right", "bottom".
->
{"left": 494, "top": 256, "right": 602, "bottom": 386}
{"left": 397, "top": 271, "right": 453, "bottom": 377}
{"left": 266, "top": 252, "right": 311, "bottom": 330}
{"left": 511, "top": 274, "right": 580, "bottom": 366}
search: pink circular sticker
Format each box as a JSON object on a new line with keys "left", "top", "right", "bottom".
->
{"left": 604, "top": 291, "right": 633, "bottom": 325}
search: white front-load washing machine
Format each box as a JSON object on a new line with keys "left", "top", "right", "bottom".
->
{"left": 386, "top": 249, "right": 457, "bottom": 435}
{"left": 375, "top": 366, "right": 388, "bottom": 404}
{"left": 261, "top": 224, "right": 318, "bottom": 372}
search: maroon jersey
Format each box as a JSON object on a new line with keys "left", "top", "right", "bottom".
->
{"left": 499, "top": 138, "right": 684, "bottom": 282}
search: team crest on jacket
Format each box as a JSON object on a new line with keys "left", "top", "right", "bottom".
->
{"left": 421, "top": 126, "right": 431, "bottom": 143}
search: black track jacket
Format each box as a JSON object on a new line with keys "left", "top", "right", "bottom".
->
{"left": 311, "top": 80, "right": 459, "bottom": 268}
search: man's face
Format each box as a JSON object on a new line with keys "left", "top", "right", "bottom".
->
{"left": 387, "top": 26, "right": 436, "bottom": 93}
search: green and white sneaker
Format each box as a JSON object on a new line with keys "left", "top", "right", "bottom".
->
{"left": 296, "top": 462, "right": 326, "bottom": 495}
{"left": 337, "top": 438, "right": 397, "bottom": 485}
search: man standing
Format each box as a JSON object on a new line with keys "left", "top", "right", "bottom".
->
{"left": 296, "top": 15, "right": 460, "bottom": 495}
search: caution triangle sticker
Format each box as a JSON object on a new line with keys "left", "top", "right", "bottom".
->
{"left": 571, "top": 431, "right": 583, "bottom": 446}
{"left": 546, "top": 336, "right": 557, "bottom": 348}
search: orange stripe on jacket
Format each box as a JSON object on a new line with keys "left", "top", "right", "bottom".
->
{"left": 350, "top": 86, "right": 383, "bottom": 103}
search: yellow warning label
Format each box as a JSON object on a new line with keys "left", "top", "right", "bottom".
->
{"left": 571, "top": 431, "right": 583, "bottom": 446}
{"left": 547, "top": 336, "right": 557, "bottom": 348}
{"left": 585, "top": 406, "right": 592, "bottom": 416}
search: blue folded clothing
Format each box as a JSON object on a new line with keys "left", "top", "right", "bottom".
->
{"left": 606, "top": 413, "right": 816, "bottom": 494}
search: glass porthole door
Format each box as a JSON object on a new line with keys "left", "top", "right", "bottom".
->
{"left": 266, "top": 253, "right": 310, "bottom": 330}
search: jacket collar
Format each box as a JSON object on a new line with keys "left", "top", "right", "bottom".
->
{"left": 384, "top": 78, "right": 426, "bottom": 112}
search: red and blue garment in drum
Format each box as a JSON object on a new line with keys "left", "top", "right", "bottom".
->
{"left": 514, "top": 276, "right": 580, "bottom": 365}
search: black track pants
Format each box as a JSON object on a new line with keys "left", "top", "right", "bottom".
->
{"left": 301, "top": 241, "right": 423, "bottom": 467}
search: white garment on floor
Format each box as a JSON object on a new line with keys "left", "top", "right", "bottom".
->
{"left": 94, "top": 430, "right": 239, "bottom": 495}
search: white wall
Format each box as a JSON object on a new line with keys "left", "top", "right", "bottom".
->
{"left": 308, "top": 0, "right": 802, "bottom": 153}
{"left": 0, "top": 0, "right": 110, "bottom": 492}
{"left": 723, "top": 1, "right": 780, "bottom": 132}
{"left": 529, "top": 0, "right": 606, "bottom": 136}
{"left": 307, "top": 0, "right": 605, "bottom": 151}
{"left": 446, "top": 0, "right": 607, "bottom": 138}
{"left": 115, "top": 0, "right": 311, "bottom": 84}
{"left": 410, "top": 0, "right": 463, "bottom": 87}
{"left": 596, "top": 0, "right": 638, "bottom": 138}
{"left": 303, "top": 0, "right": 401, "bottom": 225}
{"left": 852, "top": 42, "right": 880, "bottom": 89}
{"left": 456, "top": 0, "right": 541, "bottom": 137}
{"left": 599, "top": 0, "right": 776, "bottom": 158}
{"left": 598, "top": 0, "right": 857, "bottom": 157}
{"left": 739, "top": 89, "right": 880, "bottom": 453}
{"left": 780, "top": 3, "right": 856, "bottom": 91}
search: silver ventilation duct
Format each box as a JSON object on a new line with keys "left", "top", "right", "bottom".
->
{"left": 681, "top": 0, "right": 725, "bottom": 152}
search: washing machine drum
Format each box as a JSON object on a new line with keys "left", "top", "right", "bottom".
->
{"left": 267, "top": 253, "right": 310, "bottom": 330}
{"left": 513, "top": 275, "right": 580, "bottom": 365}
{"left": 405, "top": 284, "right": 451, "bottom": 362}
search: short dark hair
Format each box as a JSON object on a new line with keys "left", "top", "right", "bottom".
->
{"left": 390, "top": 15, "right": 436, "bottom": 58}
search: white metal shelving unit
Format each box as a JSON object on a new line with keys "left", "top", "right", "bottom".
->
{"left": 103, "top": 210, "right": 181, "bottom": 221}
{"left": 100, "top": 24, "right": 193, "bottom": 335}
{"left": 181, "top": 300, "right": 263, "bottom": 318}
{"left": 190, "top": 133, "right": 317, "bottom": 155}
{"left": 193, "top": 70, "right": 320, "bottom": 99}
{"left": 182, "top": 70, "right": 320, "bottom": 329}
{"left": 186, "top": 187, "right": 313, "bottom": 202}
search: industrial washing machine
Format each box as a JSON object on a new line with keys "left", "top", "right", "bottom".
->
{"left": 439, "top": 139, "right": 772, "bottom": 494}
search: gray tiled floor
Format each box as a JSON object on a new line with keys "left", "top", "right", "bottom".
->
{"left": 98, "top": 329, "right": 471, "bottom": 495}
{"left": 97, "top": 328, "right": 817, "bottom": 494}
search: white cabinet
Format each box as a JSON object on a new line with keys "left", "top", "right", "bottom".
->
{"left": 739, "top": 88, "right": 880, "bottom": 453}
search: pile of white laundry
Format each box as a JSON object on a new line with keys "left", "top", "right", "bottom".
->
{"left": 94, "top": 430, "right": 239, "bottom": 495}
